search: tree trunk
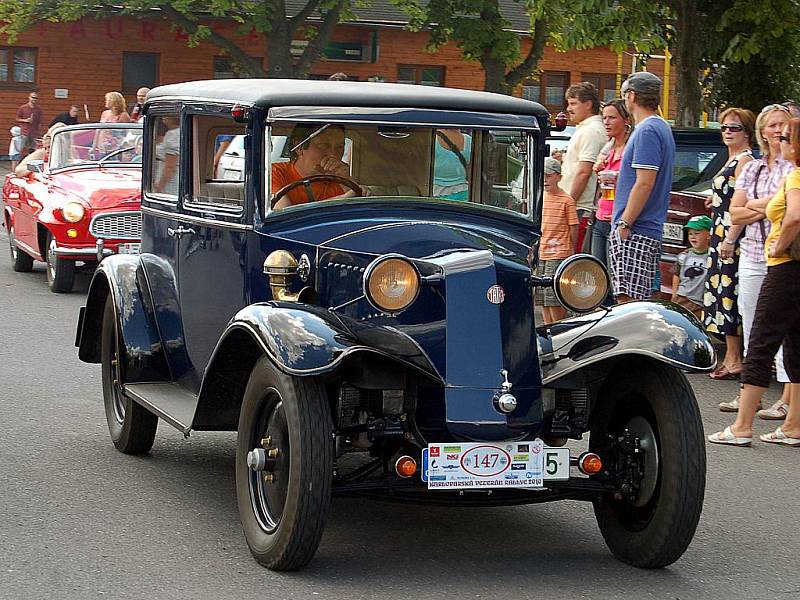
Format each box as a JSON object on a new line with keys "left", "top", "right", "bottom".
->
{"left": 479, "top": 1, "right": 507, "bottom": 93}
{"left": 672, "top": 0, "right": 702, "bottom": 126}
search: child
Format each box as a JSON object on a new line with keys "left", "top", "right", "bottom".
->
{"left": 8, "top": 126, "right": 24, "bottom": 170}
{"left": 671, "top": 215, "right": 712, "bottom": 318}
{"left": 536, "top": 157, "right": 578, "bottom": 324}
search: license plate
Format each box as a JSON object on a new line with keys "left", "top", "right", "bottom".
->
{"left": 118, "top": 243, "right": 141, "bottom": 255}
{"left": 223, "top": 169, "right": 242, "bottom": 181}
{"left": 662, "top": 222, "right": 684, "bottom": 244}
{"left": 421, "top": 441, "right": 569, "bottom": 489}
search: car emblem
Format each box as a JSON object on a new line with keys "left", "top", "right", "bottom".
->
{"left": 486, "top": 285, "right": 505, "bottom": 304}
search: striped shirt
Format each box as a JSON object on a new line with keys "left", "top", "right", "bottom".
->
{"left": 734, "top": 156, "right": 794, "bottom": 263}
{"left": 540, "top": 188, "right": 579, "bottom": 260}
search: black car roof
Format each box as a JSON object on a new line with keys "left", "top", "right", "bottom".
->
{"left": 147, "top": 79, "right": 549, "bottom": 117}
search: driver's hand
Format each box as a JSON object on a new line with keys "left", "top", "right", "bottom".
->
{"left": 318, "top": 157, "right": 350, "bottom": 178}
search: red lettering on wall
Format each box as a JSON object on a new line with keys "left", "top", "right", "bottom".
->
{"left": 175, "top": 28, "right": 189, "bottom": 43}
{"left": 245, "top": 28, "right": 261, "bottom": 45}
{"left": 104, "top": 19, "right": 123, "bottom": 39}
{"left": 68, "top": 22, "right": 87, "bottom": 39}
{"left": 141, "top": 21, "right": 156, "bottom": 41}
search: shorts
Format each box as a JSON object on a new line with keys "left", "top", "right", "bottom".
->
{"left": 8, "top": 153, "right": 20, "bottom": 161}
{"left": 535, "top": 258, "right": 566, "bottom": 306}
{"left": 608, "top": 229, "right": 660, "bottom": 300}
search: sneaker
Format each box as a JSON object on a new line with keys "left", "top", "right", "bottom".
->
{"left": 719, "top": 396, "right": 763, "bottom": 413}
{"left": 757, "top": 399, "right": 789, "bottom": 420}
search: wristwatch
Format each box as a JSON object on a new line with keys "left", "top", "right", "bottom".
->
{"left": 616, "top": 220, "right": 632, "bottom": 230}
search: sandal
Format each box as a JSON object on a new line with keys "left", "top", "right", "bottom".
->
{"left": 708, "top": 426, "right": 752, "bottom": 446}
{"left": 718, "top": 396, "right": 762, "bottom": 413}
{"left": 757, "top": 400, "right": 789, "bottom": 420}
{"left": 759, "top": 428, "right": 800, "bottom": 446}
{"left": 709, "top": 365, "right": 741, "bottom": 380}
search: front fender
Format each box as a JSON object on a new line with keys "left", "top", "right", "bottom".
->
{"left": 76, "top": 254, "right": 170, "bottom": 383}
{"left": 538, "top": 300, "right": 715, "bottom": 385}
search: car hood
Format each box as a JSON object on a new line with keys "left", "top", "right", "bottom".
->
{"left": 50, "top": 167, "right": 141, "bottom": 209}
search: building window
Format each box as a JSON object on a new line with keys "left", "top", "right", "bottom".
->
{"left": 0, "top": 47, "right": 37, "bottom": 85}
{"left": 397, "top": 65, "right": 444, "bottom": 86}
{"left": 123, "top": 52, "right": 159, "bottom": 95}
{"left": 213, "top": 56, "right": 263, "bottom": 79}
{"left": 582, "top": 73, "right": 619, "bottom": 102}
{"left": 522, "top": 72, "right": 569, "bottom": 112}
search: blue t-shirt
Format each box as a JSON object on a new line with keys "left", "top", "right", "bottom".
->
{"left": 612, "top": 116, "right": 675, "bottom": 240}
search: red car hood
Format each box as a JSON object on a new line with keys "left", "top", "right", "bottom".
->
{"left": 50, "top": 167, "right": 141, "bottom": 210}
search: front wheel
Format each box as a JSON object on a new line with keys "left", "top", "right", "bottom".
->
{"left": 101, "top": 295, "right": 158, "bottom": 454}
{"left": 590, "top": 362, "right": 706, "bottom": 568}
{"left": 46, "top": 233, "right": 75, "bottom": 293}
{"left": 8, "top": 222, "right": 34, "bottom": 272}
{"left": 235, "top": 356, "right": 333, "bottom": 571}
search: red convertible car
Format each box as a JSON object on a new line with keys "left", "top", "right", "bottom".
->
{"left": 2, "top": 123, "right": 142, "bottom": 292}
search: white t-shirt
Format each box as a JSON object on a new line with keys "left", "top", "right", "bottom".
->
{"left": 560, "top": 114, "right": 607, "bottom": 211}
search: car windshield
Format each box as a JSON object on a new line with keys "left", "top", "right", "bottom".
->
{"left": 268, "top": 123, "right": 533, "bottom": 215}
{"left": 49, "top": 127, "right": 143, "bottom": 170}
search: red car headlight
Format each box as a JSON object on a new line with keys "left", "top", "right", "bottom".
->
{"left": 62, "top": 202, "right": 86, "bottom": 223}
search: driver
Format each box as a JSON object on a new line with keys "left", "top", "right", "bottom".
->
{"left": 272, "top": 124, "right": 364, "bottom": 209}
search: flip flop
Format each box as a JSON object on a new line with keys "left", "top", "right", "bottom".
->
{"left": 709, "top": 366, "right": 741, "bottom": 380}
{"left": 707, "top": 426, "right": 752, "bottom": 446}
{"left": 759, "top": 428, "right": 800, "bottom": 446}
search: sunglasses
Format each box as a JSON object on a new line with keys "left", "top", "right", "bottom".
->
{"left": 720, "top": 124, "right": 744, "bottom": 132}
{"left": 760, "top": 103, "right": 791, "bottom": 115}
{"left": 779, "top": 135, "right": 791, "bottom": 143}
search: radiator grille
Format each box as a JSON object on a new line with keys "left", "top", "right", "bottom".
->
{"left": 90, "top": 211, "right": 141, "bottom": 240}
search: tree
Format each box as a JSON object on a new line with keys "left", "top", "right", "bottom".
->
{"left": 0, "top": 0, "right": 354, "bottom": 79}
{"left": 392, "top": 0, "right": 669, "bottom": 95}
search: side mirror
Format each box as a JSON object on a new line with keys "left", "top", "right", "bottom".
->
{"left": 27, "top": 159, "right": 45, "bottom": 174}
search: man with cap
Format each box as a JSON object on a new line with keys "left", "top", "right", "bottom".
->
{"left": 609, "top": 71, "right": 675, "bottom": 302}
{"left": 536, "top": 156, "right": 579, "bottom": 323}
{"left": 671, "top": 215, "right": 712, "bottom": 318}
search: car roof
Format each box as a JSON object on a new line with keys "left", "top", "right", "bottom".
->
{"left": 147, "top": 79, "right": 550, "bottom": 117}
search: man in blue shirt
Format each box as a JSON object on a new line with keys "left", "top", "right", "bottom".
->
{"left": 609, "top": 71, "right": 675, "bottom": 302}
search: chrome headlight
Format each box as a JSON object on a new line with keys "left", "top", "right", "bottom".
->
{"left": 62, "top": 202, "right": 85, "bottom": 223}
{"left": 363, "top": 255, "right": 420, "bottom": 314}
{"left": 553, "top": 254, "right": 610, "bottom": 313}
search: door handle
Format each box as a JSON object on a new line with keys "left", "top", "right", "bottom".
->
{"left": 167, "top": 226, "right": 196, "bottom": 238}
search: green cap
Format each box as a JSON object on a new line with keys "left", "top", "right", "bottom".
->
{"left": 684, "top": 215, "right": 712, "bottom": 231}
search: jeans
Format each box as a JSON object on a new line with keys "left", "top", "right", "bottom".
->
{"left": 590, "top": 219, "right": 611, "bottom": 267}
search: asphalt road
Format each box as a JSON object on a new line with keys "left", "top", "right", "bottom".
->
{"left": 0, "top": 225, "right": 797, "bottom": 600}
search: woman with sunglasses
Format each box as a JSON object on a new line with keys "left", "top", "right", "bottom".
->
{"left": 592, "top": 99, "right": 633, "bottom": 273}
{"left": 720, "top": 104, "right": 794, "bottom": 416}
{"left": 702, "top": 108, "right": 755, "bottom": 381}
{"left": 709, "top": 117, "right": 800, "bottom": 446}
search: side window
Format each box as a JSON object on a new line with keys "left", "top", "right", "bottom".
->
{"left": 188, "top": 115, "right": 246, "bottom": 210}
{"left": 148, "top": 115, "right": 181, "bottom": 199}
{"left": 479, "top": 130, "right": 529, "bottom": 214}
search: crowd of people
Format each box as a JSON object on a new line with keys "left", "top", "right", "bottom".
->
{"left": 543, "top": 74, "right": 800, "bottom": 448}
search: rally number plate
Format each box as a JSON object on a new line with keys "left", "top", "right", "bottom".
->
{"left": 662, "top": 222, "right": 684, "bottom": 244}
{"left": 118, "top": 243, "right": 141, "bottom": 255}
{"left": 422, "top": 441, "right": 569, "bottom": 489}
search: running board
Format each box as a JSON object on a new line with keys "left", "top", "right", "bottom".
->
{"left": 124, "top": 382, "right": 197, "bottom": 435}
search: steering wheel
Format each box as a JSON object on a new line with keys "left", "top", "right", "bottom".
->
{"left": 272, "top": 174, "right": 364, "bottom": 208}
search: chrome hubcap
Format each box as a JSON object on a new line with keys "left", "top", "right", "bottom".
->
{"left": 47, "top": 238, "right": 57, "bottom": 281}
{"left": 248, "top": 395, "right": 289, "bottom": 534}
{"left": 9, "top": 226, "right": 17, "bottom": 260}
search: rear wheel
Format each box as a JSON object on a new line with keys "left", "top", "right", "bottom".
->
{"left": 590, "top": 362, "right": 706, "bottom": 568}
{"left": 46, "top": 233, "right": 75, "bottom": 293}
{"left": 8, "top": 222, "right": 34, "bottom": 272}
{"left": 101, "top": 295, "right": 158, "bottom": 454}
{"left": 235, "top": 356, "right": 333, "bottom": 571}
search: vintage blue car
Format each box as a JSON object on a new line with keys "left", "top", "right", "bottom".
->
{"left": 75, "top": 80, "right": 714, "bottom": 571}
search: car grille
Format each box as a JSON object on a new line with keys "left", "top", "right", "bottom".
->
{"left": 90, "top": 211, "right": 142, "bottom": 240}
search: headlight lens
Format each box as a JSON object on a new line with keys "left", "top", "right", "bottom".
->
{"left": 364, "top": 256, "right": 420, "bottom": 314}
{"left": 553, "top": 255, "right": 610, "bottom": 313}
{"left": 62, "top": 202, "right": 85, "bottom": 223}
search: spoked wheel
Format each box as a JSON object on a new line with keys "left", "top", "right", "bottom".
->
{"left": 236, "top": 356, "right": 333, "bottom": 571}
{"left": 590, "top": 362, "right": 706, "bottom": 568}
{"left": 8, "top": 222, "right": 34, "bottom": 272}
{"left": 101, "top": 295, "right": 158, "bottom": 454}
{"left": 46, "top": 233, "right": 75, "bottom": 293}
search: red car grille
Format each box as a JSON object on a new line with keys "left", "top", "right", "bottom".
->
{"left": 90, "top": 211, "right": 142, "bottom": 240}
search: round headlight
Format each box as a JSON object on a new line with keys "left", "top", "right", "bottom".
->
{"left": 553, "top": 254, "right": 610, "bottom": 313}
{"left": 62, "top": 202, "right": 85, "bottom": 223}
{"left": 364, "top": 255, "right": 420, "bottom": 314}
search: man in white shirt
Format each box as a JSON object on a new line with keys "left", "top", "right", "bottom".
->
{"left": 560, "top": 82, "right": 608, "bottom": 251}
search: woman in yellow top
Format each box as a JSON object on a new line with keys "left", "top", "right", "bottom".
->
{"left": 709, "top": 117, "right": 800, "bottom": 447}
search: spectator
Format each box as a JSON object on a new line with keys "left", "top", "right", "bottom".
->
{"left": 592, "top": 98, "right": 634, "bottom": 270}
{"left": 671, "top": 215, "right": 712, "bottom": 318}
{"left": 724, "top": 103, "right": 794, "bottom": 415}
{"left": 49, "top": 105, "right": 79, "bottom": 128}
{"left": 536, "top": 157, "right": 579, "bottom": 324}
{"left": 14, "top": 122, "right": 65, "bottom": 177}
{"left": 551, "top": 148, "right": 564, "bottom": 163}
{"left": 100, "top": 92, "right": 131, "bottom": 123}
{"left": 130, "top": 87, "right": 149, "bottom": 122}
{"left": 16, "top": 91, "right": 43, "bottom": 155}
{"left": 561, "top": 82, "right": 607, "bottom": 252}
{"left": 708, "top": 117, "right": 800, "bottom": 447}
{"left": 328, "top": 72, "right": 349, "bottom": 81}
{"left": 703, "top": 108, "right": 755, "bottom": 380}
{"left": 8, "top": 126, "right": 24, "bottom": 171}
{"left": 153, "top": 116, "right": 180, "bottom": 195}
{"left": 609, "top": 72, "right": 675, "bottom": 303}
{"left": 433, "top": 129, "right": 471, "bottom": 201}
{"left": 213, "top": 134, "right": 235, "bottom": 178}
